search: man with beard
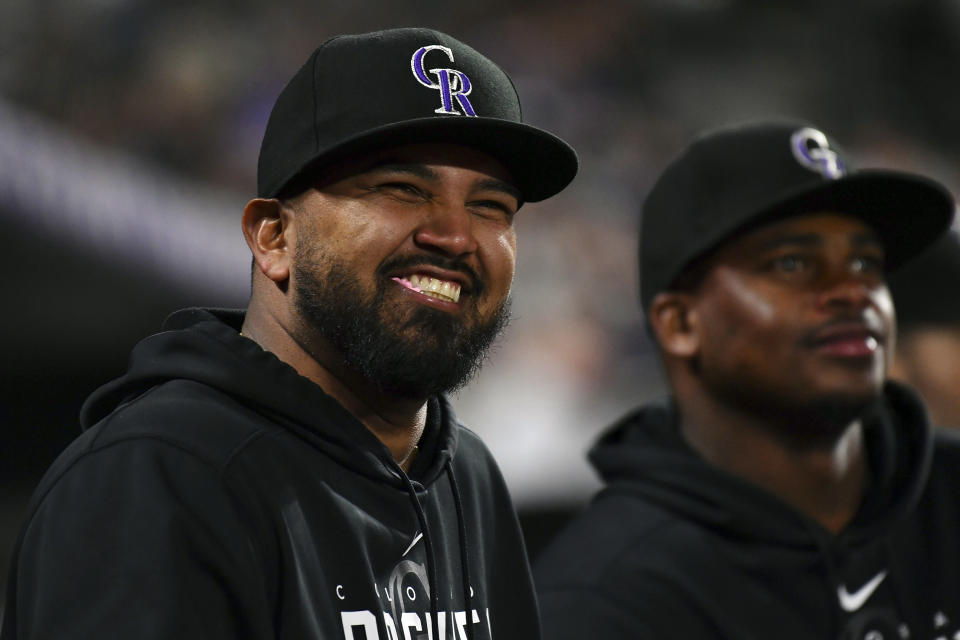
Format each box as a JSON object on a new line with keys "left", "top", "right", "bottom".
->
{"left": 535, "top": 123, "right": 960, "bottom": 639}
{"left": 2, "top": 29, "right": 576, "bottom": 640}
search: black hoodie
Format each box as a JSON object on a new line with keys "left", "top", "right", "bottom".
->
{"left": 535, "top": 384, "right": 960, "bottom": 639}
{"left": 2, "top": 308, "right": 538, "bottom": 639}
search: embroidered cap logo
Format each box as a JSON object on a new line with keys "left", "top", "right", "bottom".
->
{"left": 790, "top": 127, "right": 845, "bottom": 179}
{"left": 411, "top": 45, "right": 477, "bottom": 117}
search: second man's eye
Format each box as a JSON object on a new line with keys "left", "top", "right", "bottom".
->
{"left": 773, "top": 255, "right": 807, "bottom": 273}
{"left": 851, "top": 255, "right": 884, "bottom": 274}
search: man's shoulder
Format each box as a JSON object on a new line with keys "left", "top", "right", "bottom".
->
{"left": 452, "top": 423, "right": 494, "bottom": 457}
{"left": 78, "top": 378, "right": 278, "bottom": 472}
{"left": 19, "top": 379, "right": 281, "bottom": 544}
{"left": 534, "top": 487, "right": 739, "bottom": 637}
{"left": 442, "top": 423, "right": 513, "bottom": 500}
{"left": 443, "top": 420, "right": 500, "bottom": 472}
{"left": 535, "top": 487, "right": 707, "bottom": 590}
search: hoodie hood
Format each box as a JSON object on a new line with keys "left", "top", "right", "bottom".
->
{"left": 80, "top": 307, "right": 459, "bottom": 487}
{"left": 588, "top": 382, "right": 933, "bottom": 548}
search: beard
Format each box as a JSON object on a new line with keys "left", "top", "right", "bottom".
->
{"left": 292, "top": 246, "right": 511, "bottom": 399}
{"left": 704, "top": 367, "right": 883, "bottom": 449}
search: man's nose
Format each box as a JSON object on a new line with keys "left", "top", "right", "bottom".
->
{"left": 815, "top": 269, "right": 875, "bottom": 311}
{"left": 413, "top": 204, "right": 479, "bottom": 257}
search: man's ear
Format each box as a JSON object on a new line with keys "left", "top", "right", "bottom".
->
{"left": 649, "top": 291, "right": 701, "bottom": 359}
{"left": 242, "top": 198, "right": 292, "bottom": 283}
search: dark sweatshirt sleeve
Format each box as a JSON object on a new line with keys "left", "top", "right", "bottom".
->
{"left": 2, "top": 438, "right": 273, "bottom": 640}
{"left": 534, "top": 519, "right": 723, "bottom": 640}
{"left": 538, "top": 588, "right": 654, "bottom": 638}
{"left": 537, "top": 585, "right": 721, "bottom": 639}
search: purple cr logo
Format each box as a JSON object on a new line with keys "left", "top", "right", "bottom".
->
{"left": 410, "top": 45, "right": 477, "bottom": 117}
{"left": 790, "top": 127, "right": 845, "bottom": 179}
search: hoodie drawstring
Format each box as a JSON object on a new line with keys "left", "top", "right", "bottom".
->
{"left": 401, "top": 473, "right": 441, "bottom": 640}
{"left": 447, "top": 465, "right": 475, "bottom": 640}
{"left": 400, "top": 462, "right": 475, "bottom": 640}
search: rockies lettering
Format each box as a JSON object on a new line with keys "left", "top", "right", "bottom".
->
{"left": 335, "top": 553, "right": 492, "bottom": 639}
{"left": 341, "top": 609, "right": 490, "bottom": 640}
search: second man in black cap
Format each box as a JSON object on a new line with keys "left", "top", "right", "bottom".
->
{"left": 536, "top": 122, "right": 960, "bottom": 639}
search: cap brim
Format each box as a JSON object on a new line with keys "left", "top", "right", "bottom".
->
{"left": 753, "top": 171, "right": 956, "bottom": 269}
{"left": 273, "top": 116, "right": 578, "bottom": 203}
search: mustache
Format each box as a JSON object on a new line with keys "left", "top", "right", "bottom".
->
{"left": 798, "top": 313, "right": 886, "bottom": 347}
{"left": 378, "top": 254, "right": 484, "bottom": 295}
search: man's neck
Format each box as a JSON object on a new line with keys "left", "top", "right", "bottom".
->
{"left": 678, "top": 394, "right": 870, "bottom": 534}
{"left": 242, "top": 304, "right": 427, "bottom": 472}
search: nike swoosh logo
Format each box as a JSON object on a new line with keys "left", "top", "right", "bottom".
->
{"left": 402, "top": 532, "right": 423, "bottom": 557}
{"left": 837, "top": 570, "right": 888, "bottom": 612}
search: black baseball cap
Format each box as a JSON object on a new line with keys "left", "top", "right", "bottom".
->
{"left": 257, "top": 27, "right": 578, "bottom": 203}
{"left": 639, "top": 122, "right": 956, "bottom": 311}
{"left": 888, "top": 230, "right": 960, "bottom": 330}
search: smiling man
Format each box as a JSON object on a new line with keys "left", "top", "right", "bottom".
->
{"left": 2, "top": 29, "right": 576, "bottom": 640}
{"left": 535, "top": 123, "right": 960, "bottom": 639}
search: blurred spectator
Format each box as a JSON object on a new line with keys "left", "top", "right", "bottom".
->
{"left": 888, "top": 230, "right": 960, "bottom": 428}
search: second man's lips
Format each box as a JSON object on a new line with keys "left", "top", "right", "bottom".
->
{"left": 803, "top": 320, "right": 885, "bottom": 348}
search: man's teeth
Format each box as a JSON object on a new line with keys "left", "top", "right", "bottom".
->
{"left": 406, "top": 274, "right": 461, "bottom": 303}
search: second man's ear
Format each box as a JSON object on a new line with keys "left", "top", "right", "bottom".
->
{"left": 648, "top": 292, "right": 701, "bottom": 359}
{"left": 242, "top": 198, "right": 293, "bottom": 283}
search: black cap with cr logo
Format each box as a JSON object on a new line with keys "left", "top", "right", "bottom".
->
{"left": 639, "top": 122, "right": 956, "bottom": 312}
{"left": 257, "top": 27, "right": 578, "bottom": 203}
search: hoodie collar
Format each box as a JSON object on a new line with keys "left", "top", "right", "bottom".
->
{"left": 80, "top": 307, "right": 459, "bottom": 487}
{"left": 589, "top": 383, "right": 933, "bottom": 545}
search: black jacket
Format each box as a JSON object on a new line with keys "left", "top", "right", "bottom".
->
{"left": 2, "top": 308, "right": 538, "bottom": 639}
{"left": 535, "top": 383, "right": 960, "bottom": 639}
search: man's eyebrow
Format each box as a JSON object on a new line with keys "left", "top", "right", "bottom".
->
{"left": 474, "top": 177, "right": 522, "bottom": 203}
{"left": 757, "top": 231, "right": 882, "bottom": 251}
{"left": 359, "top": 161, "right": 522, "bottom": 202}
{"left": 757, "top": 233, "right": 823, "bottom": 251}
{"left": 362, "top": 162, "right": 440, "bottom": 181}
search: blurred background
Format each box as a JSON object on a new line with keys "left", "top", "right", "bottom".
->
{"left": 2, "top": 0, "right": 959, "bottom": 601}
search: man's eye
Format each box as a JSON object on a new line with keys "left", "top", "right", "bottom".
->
{"left": 772, "top": 255, "right": 807, "bottom": 272}
{"left": 471, "top": 200, "right": 515, "bottom": 220}
{"left": 851, "top": 255, "right": 883, "bottom": 274}
{"left": 380, "top": 183, "right": 424, "bottom": 198}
